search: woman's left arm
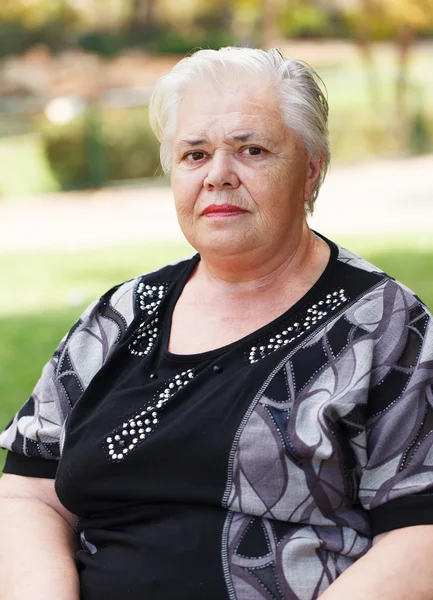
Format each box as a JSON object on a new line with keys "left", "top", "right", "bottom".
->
{"left": 320, "top": 284, "right": 433, "bottom": 599}
{"left": 319, "top": 526, "right": 433, "bottom": 599}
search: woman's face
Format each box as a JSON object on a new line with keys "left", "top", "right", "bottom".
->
{"left": 170, "top": 76, "right": 321, "bottom": 261}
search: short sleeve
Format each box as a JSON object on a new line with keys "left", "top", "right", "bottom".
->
{"left": 0, "top": 278, "right": 138, "bottom": 478}
{"left": 357, "top": 283, "right": 433, "bottom": 536}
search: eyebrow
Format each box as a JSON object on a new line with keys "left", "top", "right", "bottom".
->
{"left": 175, "top": 138, "right": 208, "bottom": 149}
{"left": 231, "top": 133, "right": 255, "bottom": 142}
{"left": 174, "top": 132, "right": 272, "bottom": 150}
{"left": 231, "top": 132, "right": 274, "bottom": 145}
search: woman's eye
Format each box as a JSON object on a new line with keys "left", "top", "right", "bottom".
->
{"left": 243, "top": 147, "right": 262, "bottom": 156}
{"left": 185, "top": 151, "right": 206, "bottom": 162}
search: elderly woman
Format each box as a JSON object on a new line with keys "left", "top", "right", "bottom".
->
{"left": 1, "top": 47, "right": 433, "bottom": 600}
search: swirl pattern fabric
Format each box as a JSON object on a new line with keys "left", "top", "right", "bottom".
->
{"left": 0, "top": 280, "right": 136, "bottom": 463}
{"left": 222, "top": 265, "right": 433, "bottom": 599}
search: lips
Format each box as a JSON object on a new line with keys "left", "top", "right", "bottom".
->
{"left": 202, "top": 204, "right": 247, "bottom": 217}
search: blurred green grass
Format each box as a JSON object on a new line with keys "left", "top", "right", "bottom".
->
{"left": 1, "top": 236, "right": 432, "bottom": 473}
{"left": 0, "top": 134, "right": 59, "bottom": 197}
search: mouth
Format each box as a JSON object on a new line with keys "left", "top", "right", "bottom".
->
{"left": 202, "top": 204, "right": 247, "bottom": 218}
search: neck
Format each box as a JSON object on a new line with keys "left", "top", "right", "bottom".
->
{"left": 195, "top": 224, "right": 325, "bottom": 295}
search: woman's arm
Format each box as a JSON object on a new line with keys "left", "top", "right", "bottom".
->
{"left": 0, "top": 474, "right": 79, "bottom": 600}
{"left": 319, "top": 525, "right": 433, "bottom": 600}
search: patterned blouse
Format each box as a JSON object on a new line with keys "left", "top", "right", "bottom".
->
{"left": 2, "top": 235, "right": 433, "bottom": 600}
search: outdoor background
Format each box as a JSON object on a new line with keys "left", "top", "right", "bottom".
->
{"left": 1, "top": 0, "right": 432, "bottom": 471}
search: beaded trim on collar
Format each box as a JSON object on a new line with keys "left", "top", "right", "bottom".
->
{"left": 247, "top": 288, "right": 348, "bottom": 364}
{"left": 137, "top": 282, "right": 168, "bottom": 315}
{"left": 128, "top": 280, "right": 169, "bottom": 357}
{"left": 129, "top": 316, "right": 160, "bottom": 357}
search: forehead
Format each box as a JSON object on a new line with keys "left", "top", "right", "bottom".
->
{"left": 173, "top": 76, "right": 286, "bottom": 142}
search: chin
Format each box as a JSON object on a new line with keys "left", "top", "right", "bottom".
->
{"left": 189, "top": 231, "right": 254, "bottom": 258}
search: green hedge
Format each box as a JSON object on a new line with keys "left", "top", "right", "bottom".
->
{"left": 40, "top": 107, "right": 162, "bottom": 190}
{"left": 40, "top": 104, "right": 432, "bottom": 192}
{"left": 0, "top": 17, "right": 78, "bottom": 57}
{"left": 329, "top": 109, "right": 433, "bottom": 163}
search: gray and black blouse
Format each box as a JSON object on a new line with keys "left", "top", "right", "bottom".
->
{"left": 2, "top": 234, "right": 433, "bottom": 600}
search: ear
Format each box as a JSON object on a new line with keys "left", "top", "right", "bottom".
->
{"left": 304, "top": 158, "right": 323, "bottom": 203}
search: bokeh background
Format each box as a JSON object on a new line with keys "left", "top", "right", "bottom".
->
{"left": 1, "top": 0, "right": 433, "bottom": 470}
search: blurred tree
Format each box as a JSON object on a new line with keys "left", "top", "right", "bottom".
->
{"left": 126, "top": 0, "right": 158, "bottom": 35}
{"left": 230, "top": 0, "right": 261, "bottom": 46}
{"left": 351, "top": 0, "right": 379, "bottom": 107}
{"left": 219, "top": 1, "right": 233, "bottom": 32}
{"left": 0, "top": 0, "right": 81, "bottom": 55}
{"left": 0, "top": 0, "right": 79, "bottom": 28}
{"left": 283, "top": 0, "right": 332, "bottom": 39}
{"left": 150, "top": 0, "right": 236, "bottom": 51}
{"left": 195, "top": 0, "right": 233, "bottom": 35}
{"left": 332, "top": 0, "right": 433, "bottom": 113}
{"left": 384, "top": 0, "right": 433, "bottom": 115}
{"left": 261, "top": 0, "right": 285, "bottom": 46}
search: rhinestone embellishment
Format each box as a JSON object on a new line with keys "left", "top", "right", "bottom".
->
{"left": 105, "top": 368, "right": 196, "bottom": 462}
{"left": 248, "top": 288, "right": 348, "bottom": 364}
{"left": 128, "top": 280, "right": 169, "bottom": 357}
{"left": 137, "top": 282, "right": 167, "bottom": 316}
{"left": 129, "top": 316, "right": 159, "bottom": 356}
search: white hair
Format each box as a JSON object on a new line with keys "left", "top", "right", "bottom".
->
{"left": 149, "top": 47, "right": 330, "bottom": 214}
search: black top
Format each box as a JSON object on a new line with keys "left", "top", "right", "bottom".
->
{"left": 56, "top": 252, "right": 322, "bottom": 599}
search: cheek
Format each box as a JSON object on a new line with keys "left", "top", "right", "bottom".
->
{"left": 246, "top": 166, "right": 287, "bottom": 202}
{"left": 247, "top": 165, "right": 307, "bottom": 221}
{"left": 171, "top": 172, "right": 202, "bottom": 218}
{"left": 264, "top": 160, "right": 308, "bottom": 198}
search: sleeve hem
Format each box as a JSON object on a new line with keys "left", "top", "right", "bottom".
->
{"left": 2, "top": 451, "right": 58, "bottom": 479}
{"left": 370, "top": 494, "right": 433, "bottom": 536}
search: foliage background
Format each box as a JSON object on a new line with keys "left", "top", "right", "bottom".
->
{"left": 0, "top": 0, "right": 432, "bottom": 195}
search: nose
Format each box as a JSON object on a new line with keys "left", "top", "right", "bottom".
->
{"left": 203, "top": 152, "right": 240, "bottom": 191}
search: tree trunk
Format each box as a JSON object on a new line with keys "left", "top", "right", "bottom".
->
{"left": 127, "top": 0, "right": 157, "bottom": 32}
{"left": 261, "top": 0, "right": 285, "bottom": 47}
{"left": 354, "top": 34, "right": 379, "bottom": 108}
{"left": 394, "top": 24, "right": 413, "bottom": 151}
{"left": 219, "top": 1, "right": 233, "bottom": 32}
{"left": 354, "top": 0, "right": 379, "bottom": 108}
{"left": 395, "top": 23, "right": 413, "bottom": 117}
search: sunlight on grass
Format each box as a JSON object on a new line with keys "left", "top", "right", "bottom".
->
{"left": 1, "top": 242, "right": 193, "bottom": 316}
{"left": 0, "top": 134, "right": 59, "bottom": 197}
{"left": 3, "top": 236, "right": 432, "bottom": 316}
{"left": 338, "top": 234, "right": 433, "bottom": 308}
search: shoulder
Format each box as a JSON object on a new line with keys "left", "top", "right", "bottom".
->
{"left": 96, "top": 255, "right": 196, "bottom": 324}
{"left": 0, "top": 256, "right": 196, "bottom": 468}
{"left": 327, "top": 241, "right": 432, "bottom": 369}
{"left": 333, "top": 241, "right": 429, "bottom": 315}
{"left": 57, "top": 255, "right": 196, "bottom": 390}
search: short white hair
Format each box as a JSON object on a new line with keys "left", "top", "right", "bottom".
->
{"left": 149, "top": 46, "right": 330, "bottom": 214}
